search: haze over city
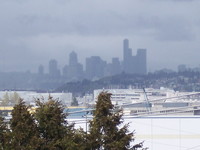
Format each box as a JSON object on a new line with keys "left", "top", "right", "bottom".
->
{"left": 0, "top": 0, "right": 200, "bottom": 73}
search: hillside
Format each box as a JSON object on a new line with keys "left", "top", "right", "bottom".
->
{"left": 56, "top": 71, "right": 200, "bottom": 95}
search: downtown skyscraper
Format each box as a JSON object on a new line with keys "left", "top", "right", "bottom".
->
{"left": 123, "top": 39, "right": 147, "bottom": 75}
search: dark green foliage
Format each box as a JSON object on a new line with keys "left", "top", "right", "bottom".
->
{"left": 9, "top": 99, "right": 41, "bottom": 150}
{"left": 88, "top": 92, "right": 143, "bottom": 150}
{"left": 0, "top": 116, "right": 9, "bottom": 149}
{"left": 0, "top": 95, "right": 145, "bottom": 150}
{"left": 34, "top": 96, "right": 88, "bottom": 149}
{"left": 60, "top": 128, "right": 89, "bottom": 150}
{"left": 34, "top": 96, "right": 69, "bottom": 149}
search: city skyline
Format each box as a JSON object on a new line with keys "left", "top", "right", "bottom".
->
{"left": 0, "top": 0, "right": 200, "bottom": 72}
{"left": 0, "top": 36, "right": 199, "bottom": 74}
{"left": 0, "top": 37, "right": 199, "bottom": 74}
{"left": 45, "top": 38, "right": 147, "bottom": 81}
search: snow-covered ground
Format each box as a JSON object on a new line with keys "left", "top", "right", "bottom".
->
{"left": 68, "top": 116, "right": 200, "bottom": 150}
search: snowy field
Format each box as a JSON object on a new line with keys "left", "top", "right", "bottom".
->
{"left": 68, "top": 116, "right": 200, "bottom": 150}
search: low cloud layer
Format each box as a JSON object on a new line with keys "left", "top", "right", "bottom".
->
{"left": 0, "top": 0, "right": 200, "bottom": 72}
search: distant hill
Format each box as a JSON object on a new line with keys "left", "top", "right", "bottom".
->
{"left": 55, "top": 71, "right": 200, "bottom": 95}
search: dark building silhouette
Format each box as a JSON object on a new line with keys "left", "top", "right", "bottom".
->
{"left": 49, "top": 59, "right": 60, "bottom": 78}
{"left": 62, "top": 65, "right": 68, "bottom": 78}
{"left": 178, "top": 64, "right": 187, "bottom": 72}
{"left": 63, "top": 51, "right": 83, "bottom": 81}
{"left": 86, "top": 56, "right": 106, "bottom": 80}
{"left": 111, "top": 57, "right": 121, "bottom": 75}
{"left": 38, "top": 65, "right": 44, "bottom": 76}
{"left": 123, "top": 39, "right": 133, "bottom": 73}
{"left": 42, "top": 39, "right": 147, "bottom": 83}
{"left": 136, "top": 49, "right": 147, "bottom": 74}
{"left": 109, "top": 58, "right": 122, "bottom": 75}
{"left": 69, "top": 51, "right": 78, "bottom": 66}
{"left": 104, "top": 57, "right": 121, "bottom": 76}
{"left": 123, "top": 39, "right": 147, "bottom": 74}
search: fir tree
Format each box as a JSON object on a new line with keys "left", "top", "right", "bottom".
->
{"left": 0, "top": 116, "right": 10, "bottom": 149}
{"left": 35, "top": 96, "right": 74, "bottom": 149}
{"left": 88, "top": 92, "right": 144, "bottom": 150}
{"left": 61, "top": 128, "right": 88, "bottom": 150}
{"left": 9, "top": 99, "right": 41, "bottom": 150}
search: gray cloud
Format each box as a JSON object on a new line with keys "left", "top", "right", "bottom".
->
{"left": 0, "top": 0, "right": 200, "bottom": 72}
{"left": 154, "top": 17, "right": 195, "bottom": 41}
{"left": 152, "top": 0, "right": 197, "bottom": 2}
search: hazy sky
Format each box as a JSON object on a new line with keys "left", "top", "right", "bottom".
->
{"left": 0, "top": 0, "right": 200, "bottom": 73}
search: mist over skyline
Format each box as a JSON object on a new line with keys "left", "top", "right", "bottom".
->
{"left": 0, "top": 0, "right": 200, "bottom": 73}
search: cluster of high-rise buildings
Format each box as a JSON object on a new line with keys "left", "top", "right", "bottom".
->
{"left": 123, "top": 39, "right": 147, "bottom": 74}
{"left": 39, "top": 39, "right": 147, "bottom": 81}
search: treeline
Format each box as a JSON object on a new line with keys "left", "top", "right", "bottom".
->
{"left": 0, "top": 92, "right": 146, "bottom": 150}
{"left": 56, "top": 71, "right": 200, "bottom": 95}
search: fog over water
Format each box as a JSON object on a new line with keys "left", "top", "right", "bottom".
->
{"left": 0, "top": 0, "right": 200, "bottom": 72}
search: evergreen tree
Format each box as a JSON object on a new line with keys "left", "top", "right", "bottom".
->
{"left": 61, "top": 128, "right": 88, "bottom": 150}
{"left": 9, "top": 99, "right": 41, "bottom": 150}
{"left": 35, "top": 96, "right": 74, "bottom": 149}
{"left": 0, "top": 116, "right": 10, "bottom": 149}
{"left": 88, "top": 92, "right": 144, "bottom": 150}
{"left": 35, "top": 96, "right": 90, "bottom": 149}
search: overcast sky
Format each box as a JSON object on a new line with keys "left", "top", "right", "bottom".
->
{"left": 0, "top": 0, "right": 200, "bottom": 73}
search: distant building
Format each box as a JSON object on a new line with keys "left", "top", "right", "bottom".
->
{"left": 104, "top": 57, "right": 121, "bottom": 76}
{"left": 38, "top": 65, "right": 44, "bottom": 76}
{"left": 111, "top": 57, "right": 121, "bottom": 75}
{"left": 49, "top": 59, "right": 60, "bottom": 78}
{"left": 62, "top": 65, "right": 68, "bottom": 79}
{"left": 123, "top": 39, "right": 132, "bottom": 73}
{"left": 123, "top": 39, "right": 147, "bottom": 75}
{"left": 69, "top": 51, "right": 78, "bottom": 66}
{"left": 178, "top": 64, "right": 187, "bottom": 72}
{"left": 93, "top": 88, "right": 175, "bottom": 105}
{"left": 63, "top": 51, "right": 84, "bottom": 81}
{"left": 136, "top": 49, "right": 147, "bottom": 74}
{"left": 45, "top": 39, "right": 147, "bottom": 82}
{"left": 86, "top": 56, "right": 106, "bottom": 80}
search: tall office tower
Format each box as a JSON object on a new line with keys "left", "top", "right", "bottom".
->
{"left": 136, "top": 49, "right": 147, "bottom": 74}
{"left": 111, "top": 57, "right": 121, "bottom": 75}
{"left": 86, "top": 56, "right": 106, "bottom": 80}
{"left": 63, "top": 51, "right": 84, "bottom": 81}
{"left": 123, "top": 39, "right": 133, "bottom": 73}
{"left": 49, "top": 59, "right": 60, "bottom": 78}
{"left": 62, "top": 65, "right": 68, "bottom": 78}
{"left": 38, "top": 65, "right": 44, "bottom": 76}
{"left": 122, "top": 39, "right": 147, "bottom": 74}
{"left": 69, "top": 51, "right": 78, "bottom": 66}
